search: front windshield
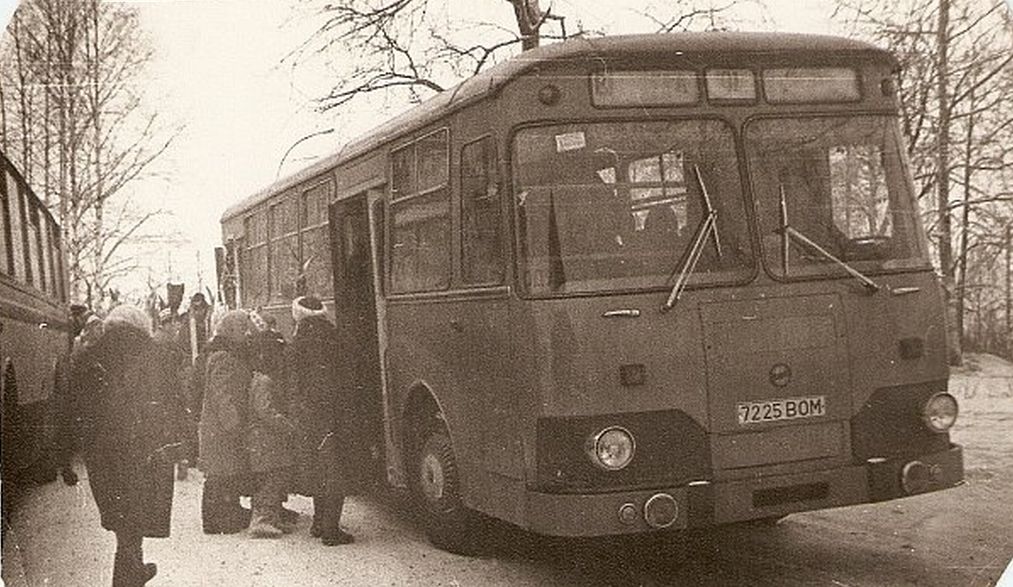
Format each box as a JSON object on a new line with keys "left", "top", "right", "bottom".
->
{"left": 513, "top": 120, "right": 752, "bottom": 296}
{"left": 745, "top": 116, "right": 929, "bottom": 280}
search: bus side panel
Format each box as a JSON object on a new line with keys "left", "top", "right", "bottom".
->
{"left": 1, "top": 290, "right": 67, "bottom": 481}
{"left": 384, "top": 299, "right": 473, "bottom": 475}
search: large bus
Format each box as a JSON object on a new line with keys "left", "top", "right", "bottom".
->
{"left": 1, "top": 150, "right": 71, "bottom": 506}
{"left": 220, "top": 33, "right": 963, "bottom": 553}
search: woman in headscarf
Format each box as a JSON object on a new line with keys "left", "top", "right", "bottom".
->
{"left": 77, "top": 305, "right": 184, "bottom": 587}
{"left": 198, "top": 309, "right": 254, "bottom": 534}
{"left": 288, "top": 295, "right": 354, "bottom": 545}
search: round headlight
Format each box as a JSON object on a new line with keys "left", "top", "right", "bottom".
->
{"left": 587, "top": 426, "right": 635, "bottom": 471}
{"left": 922, "top": 392, "right": 958, "bottom": 432}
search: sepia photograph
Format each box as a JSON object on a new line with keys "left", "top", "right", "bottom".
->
{"left": 1, "top": 0, "right": 1012, "bottom": 585}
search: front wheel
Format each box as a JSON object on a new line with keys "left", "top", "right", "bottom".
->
{"left": 413, "top": 429, "right": 480, "bottom": 555}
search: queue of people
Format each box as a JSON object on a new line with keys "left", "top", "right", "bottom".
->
{"left": 66, "top": 293, "right": 356, "bottom": 587}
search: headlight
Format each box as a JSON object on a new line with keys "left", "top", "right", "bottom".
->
{"left": 586, "top": 426, "right": 635, "bottom": 471}
{"left": 922, "top": 392, "right": 958, "bottom": 432}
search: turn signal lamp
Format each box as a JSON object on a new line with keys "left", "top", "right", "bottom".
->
{"left": 586, "top": 426, "right": 635, "bottom": 471}
{"left": 922, "top": 392, "right": 958, "bottom": 432}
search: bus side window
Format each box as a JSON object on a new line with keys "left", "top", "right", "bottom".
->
{"left": 461, "top": 136, "right": 503, "bottom": 285}
{"left": 389, "top": 129, "right": 451, "bottom": 294}
{"left": 28, "top": 202, "right": 46, "bottom": 294}
{"left": 7, "top": 173, "right": 27, "bottom": 283}
{"left": 0, "top": 170, "right": 11, "bottom": 276}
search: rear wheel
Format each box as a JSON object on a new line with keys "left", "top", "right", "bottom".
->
{"left": 413, "top": 428, "right": 480, "bottom": 555}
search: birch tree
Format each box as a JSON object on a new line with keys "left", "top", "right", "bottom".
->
{"left": 0, "top": 0, "right": 178, "bottom": 305}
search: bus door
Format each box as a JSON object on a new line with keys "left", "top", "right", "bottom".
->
{"left": 328, "top": 195, "right": 385, "bottom": 488}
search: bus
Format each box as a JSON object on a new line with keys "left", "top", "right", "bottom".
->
{"left": 1, "top": 150, "right": 71, "bottom": 510}
{"left": 220, "top": 32, "right": 964, "bottom": 553}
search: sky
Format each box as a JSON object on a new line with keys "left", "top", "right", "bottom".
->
{"left": 1, "top": 0, "right": 853, "bottom": 299}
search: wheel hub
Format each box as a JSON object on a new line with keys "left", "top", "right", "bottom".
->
{"left": 420, "top": 453, "right": 445, "bottom": 502}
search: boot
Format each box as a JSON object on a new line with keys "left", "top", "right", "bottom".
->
{"left": 320, "top": 528, "right": 354, "bottom": 546}
{"left": 249, "top": 515, "right": 284, "bottom": 538}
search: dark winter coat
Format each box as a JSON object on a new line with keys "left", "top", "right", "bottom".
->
{"left": 198, "top": 337, "right": 252, "bottom": 477}
{"left": 287, "top": 315, "right": 347, "bottom": 495}
{"left": 251, "top": 328, "right": 286, "bottom": 383}
{"left": 247, "top": 372, "right": 294, "bottom": 473}
{"left": 76, "top": 327, "right": 184, "bottom": 537}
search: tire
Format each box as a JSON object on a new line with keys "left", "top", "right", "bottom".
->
{"left": 413, "top": 428, "right": 480, "bottom": 555}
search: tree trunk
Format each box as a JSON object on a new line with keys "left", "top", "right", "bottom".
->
{"left": 935, "top": 0, "right": 961, "bottom": 365}
{"left": 1006, "top": 225, "right": 1012, "bottom": 360}
{"left": 955, "top": 87, "right": 975, "bottom": 354}
{"left": 510, "top": 0, "right": 544, "bottom": 51}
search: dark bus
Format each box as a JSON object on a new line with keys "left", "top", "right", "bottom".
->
{"left": 220, "top": 33, "right": 963, "bottom": 553}
{"left": 1, "top": 150, "right": 71, "bottom": 504}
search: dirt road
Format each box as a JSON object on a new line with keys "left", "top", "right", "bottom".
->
{"left": 3, "top": 354, "right": 1011, "bottom": 586}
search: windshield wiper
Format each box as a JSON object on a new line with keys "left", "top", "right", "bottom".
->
{"left": 776, "top": 184, "right": 880, "bottom": 294}
{"left": 661, "top": 165, "right": 721, "bottom": 312}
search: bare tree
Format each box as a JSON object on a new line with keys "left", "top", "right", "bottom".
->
{"left": 287, "top": 0, "right": 762, "bottom": 112}
{"left": 836, "top": 0, "right": 1013, "bottom": 363}
{"left": 0, "top": 0, "right": 179, "bottom": 305}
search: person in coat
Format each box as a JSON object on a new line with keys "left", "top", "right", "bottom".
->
{"left": 288, "top": 295, "right": 354, "bottom": 545}
{"left": 247, "top": 369, "right": 296, "bottom": 538}
{"left": 198, "top": 310, "right": 254, "bottom": 534}
{"left": 76, "top": 305, "right": 184, "bottom": 587}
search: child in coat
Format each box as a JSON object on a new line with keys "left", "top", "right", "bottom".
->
{"left": 247, "top": 370, "right": 296, "bottom": 537}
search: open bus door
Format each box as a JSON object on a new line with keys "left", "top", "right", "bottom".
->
{"left": 328, "top": 195, "right": 385, "bottom": 490}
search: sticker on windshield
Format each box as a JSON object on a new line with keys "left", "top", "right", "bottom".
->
{"left": 555, "top": 131, "right": 586, "bottom": 152}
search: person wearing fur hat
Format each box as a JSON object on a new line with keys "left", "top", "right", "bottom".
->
{"left": 288, "top": 295, "right": 354, "bottom": 545}
{"left": 199, "top": 309, "right": 254, "bottom": 534}
{"left": 75, "top": 305, "right": 185, "bottom": 586}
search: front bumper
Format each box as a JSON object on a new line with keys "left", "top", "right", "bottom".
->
{"left": 524, "top": 444, "right": 963, "bottom": 537}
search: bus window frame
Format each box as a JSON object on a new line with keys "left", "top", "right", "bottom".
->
{"left": 761, "top": 66, "right": 864, "bottom": 106}
{"left": 243, "top": 209, "right": 269, "bottom": 306}
{"left": 508, "top": 115, "right": 759, "bottom": 299}
{"left": 29, "top": 200, "right": 46, "bottom": 295}
{"left": 10, "top": 177, "right": 31, "bottom": 285}
{"left": 386, "top": 127, "right": 453, "bottom": 296}
{"left": 741, "top": 110, "right": 934, "bottom": 287}
{"left": 588, "top": 68, "right": 703, "bottom": 110}
{"left": 459, "top": 133, "right": 506, "bottom": 288}
{"left": 269, "top": 198, "right": 303, "bottom": 303}
{"left": 299, "top": 177, "right": 335, "bottom": 297}
{"left": 0, "top": 169, "right": 12, "bottom": 276}
{"left": 703, "top": 67, "right": 760, "bottom": 105}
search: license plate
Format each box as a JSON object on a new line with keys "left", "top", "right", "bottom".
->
{"left": 736, "top": 396, "right": 826, "bottom": 425}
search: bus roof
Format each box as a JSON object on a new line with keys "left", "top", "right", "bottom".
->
{"left": 221, "top": 32, "right": 891, "bottom": 223}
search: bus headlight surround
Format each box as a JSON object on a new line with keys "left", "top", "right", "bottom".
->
{"left": 586, "top": 426, "right": 635, "bottom": 471}
{"left": 921, "top": 392, "right": 958, "bottom": 432}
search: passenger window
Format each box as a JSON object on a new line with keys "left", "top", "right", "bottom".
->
{"left": 269, "top": 197, "right": 300, "bottom": 302}
{"left": 390, "top": 192, "right": 450, "bottom": 293}
{"left": 461, "top": 137, "right": 503, "bottom": 285}
{"left": 301, "top": 182, "right": 333, "bottom": 297}
{"left": 7, "top": 174, "right": 26, "bottom": 281}
{"left": 244, "top": 211, "right": 269, "bottom": 307}
{"left": 389, "top": 129, "right": 451, "bottom": 293}
{"left": 417, "top": 129, "right": 449, "bottom": 193}
{"left": 0, "top": 173, "right": 10, "bottom": 275}
{"left": 391, "top": 145, "right": 415, "bottom": 200}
